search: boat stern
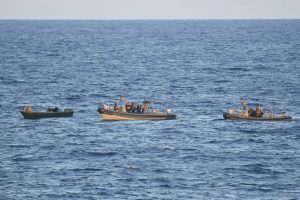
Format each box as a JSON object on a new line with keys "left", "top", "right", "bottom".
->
{"left": 97, "top": 107, "right": 105, "bottom": 114}
{"left": 223, "top": 113, "right": 230, "bottom": 119}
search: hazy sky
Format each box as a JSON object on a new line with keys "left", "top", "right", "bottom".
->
{"left": 0, "top": 0, "right": 299, "bottom": 19}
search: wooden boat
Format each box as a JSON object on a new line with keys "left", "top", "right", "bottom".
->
{"left": 223, "top": 113, "right": 292, "bottom": 121}
{"left": 223, "top": 100, "right": 292, "bottom": 121}
{"left": 97, "top": 97, "right": 176, "bottom": 121}
{"left": 20, "top": 106, "right": 73, "bottom": 119}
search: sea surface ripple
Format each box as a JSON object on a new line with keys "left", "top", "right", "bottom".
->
{"left": 0, "top": 20, "right": 300, "bottom": 199}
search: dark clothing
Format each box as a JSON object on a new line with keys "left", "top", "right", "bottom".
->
{"left": 114, "top": 104, "right": 119, "bottom": 111}
{"left": 132, "top": 106, "right": 136, "bottom": 113}
{"left": 136, "top": 105, "right": 141, "bottom": 113}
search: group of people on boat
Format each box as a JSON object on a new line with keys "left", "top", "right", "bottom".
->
{"left": 21, "top": 95, "right": 291, "bottom": 121}
{"left": 246, "top": 106, "right": 264, "bottom": 117}
{"left": 47, "top": 107, "right": 60, "bottom": 112}
{"left": 223, "top": 99, "right": 293, "bottom": 121}
{"left": 239, "top": 101, "right": 264, "bottom": 117}
{"left": 113, "top": 100, "right": 150, "bottom": 113}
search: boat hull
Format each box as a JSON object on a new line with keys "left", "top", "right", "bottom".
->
{"left": 98, "top": 108, "right": 176, "bottom": 121}
{"left": 223, "top": 113, "right": 292, "bottom": 121}
{"left": 21, "top": 111, "right": 74, "bottom": 119}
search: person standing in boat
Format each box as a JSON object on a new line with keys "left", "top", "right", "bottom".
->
{"left": 248, "top": 108, "right": 255, "bottom": 117}
{"left": 240, "top": 100, "right": 249, "bottom": 117}
{"left": 114, "top": 101, "right": 119, "bottom": 111}
{"left": 131, "top": 103, "right": 136, "bottom": 113}
{"left": 119, "top": 96, "right": 126, "bottom": 112}
{"left": 256, "top": 105, "right": 264, "bottom": 117}
{"left": 125, "top": 102, "right": 133, "bottom": 113}
{"left": 142, "top": 100, "right": 150, "bottom": 113}
{"left": 136, "top": 104, "right": 142, "bottom": 113}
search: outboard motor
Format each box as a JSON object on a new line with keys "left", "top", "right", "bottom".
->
{"left": 97, "top": 107, "right": 105, "bottom": 114}
{"left": 223, "top": 113, "right": 230, "bottom": 119}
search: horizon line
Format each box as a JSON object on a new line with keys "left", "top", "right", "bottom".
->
{"left": 0, "top": 18, "right": 300, "bottom": 21}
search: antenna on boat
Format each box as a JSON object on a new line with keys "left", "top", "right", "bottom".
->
{"left": 151, "top": 99, "right": 154, "bottom": 111}
{"left": 269, "top": 105, "right": 273, "bottom": 117}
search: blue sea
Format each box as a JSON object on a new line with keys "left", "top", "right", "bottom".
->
{"left": 0, "top": 20, "right": 300, "bottom": 199}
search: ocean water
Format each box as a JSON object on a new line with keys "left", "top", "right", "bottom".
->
{"left": 0, "top": 20, "right": 299, "bottom": 199}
